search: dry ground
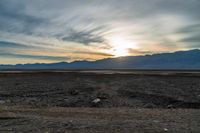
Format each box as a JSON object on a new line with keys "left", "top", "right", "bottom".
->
{"left": 0, "top": 70, "right": 200, "bottom": 132}
{"left": 0, "top": 106, "right": 200, "bottom": 133}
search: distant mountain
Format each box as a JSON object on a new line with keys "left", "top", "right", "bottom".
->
{"left": 1, "top": 49, "right": 200, "bottom": 69}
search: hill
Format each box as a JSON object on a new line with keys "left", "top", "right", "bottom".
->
{"left": 1, "top": 49, "right": 200, "bottom": 69}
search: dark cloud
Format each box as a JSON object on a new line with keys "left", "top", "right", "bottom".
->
{"left": 0, "top": 40, "right": 45, "bottom": 51}
{"left": 176, "top": 23, "right": 200, "bottom": 44}
{"left": 0, "top": 40, "right": 31, "bottom": 48}
{"left": 75, "top": 51, "right": 114, "bottom": 57}
{"left": 0, "top": 52, "right": 68, "bottom": 61}
{"left": 176, "top": 23, "right": 200, "bottom": 34}
{"left": 180, "top": 34, "right": 200, "bottom": 43}
{"left": 0, "top": 0, "right": 46, "bottom": 34}
{"left": 128, "top": 48, "right": 152, "bottom": 55}
{"left": 157, "top": 0, "right": 200, "bottom": 19}
{"left": 62, "top": 27, "right": 106, "bottom": 45}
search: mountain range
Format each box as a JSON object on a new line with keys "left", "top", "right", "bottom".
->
{"left": 1, "top": 49, "right": 200, "bottom": 69}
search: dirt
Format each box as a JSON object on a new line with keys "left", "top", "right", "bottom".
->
{"left": 0, "top": 106, "right": 199, "bottom": 133}
{"left": 0, "top": 70, "right": 200, "bottom": 132}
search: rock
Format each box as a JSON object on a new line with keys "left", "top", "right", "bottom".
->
{"left": 65, "top": 120, "right": 74, "bottom": 129}
{"left": 153, "top": 120, "right": 160, "bottom": 123}
{"left": 25, "top": 98, "right": 37, "bottom": 103}
{"left": 164, "top": 128, "right": 169, "bottom": 132}
{"left": 64, "top": 98, "right": 69, "bottom": 101}
{"left": 0, "top": 100, "right": 6, "bottom": 104}
{"left": 6, "top": 99, "right": 11, "bottom": 103}
{"left": 97, "top": 92, "right": 109, "bottom": 99}
{"left": 92, "top": 98, "right": 101, "bottom": 104}
{"left": 69, "top": 90, "right": 79, "bottom": 95}
{"left": 167, "top": 104, "right": 174, "bottom": 108}
{"left": 197, "top": 95, "right": 200, "bottom": 101}
{"left": 144, "top": 103, "right": 156, "bottom": 108}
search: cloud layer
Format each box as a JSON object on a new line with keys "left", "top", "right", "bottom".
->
{"left": 0, "top": 0, "right": 200, "bottom": 64}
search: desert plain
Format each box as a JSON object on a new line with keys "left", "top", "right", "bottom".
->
{"left": 0, "top": 70, "right": 199, "bottom": 133}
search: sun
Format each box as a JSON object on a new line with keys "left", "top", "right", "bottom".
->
{"left": 109, "top": 36, "right": 138, "bottom": 57}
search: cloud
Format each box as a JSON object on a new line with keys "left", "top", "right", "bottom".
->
{"left": 128, "top": 48, "right": 153, "bottom": 55}
{"left": 180, "top": 34, "right": 200, "bottom": 43}
{"left": 175, "top": 23, "right": 200, "bottom": 47}
{"left": 0, "top": 0, "right": 47, "bottom": 35}
{"left": 61, "top": 27, "right": 106, "bottom": 45}
{"left": 0, "top": 40, "right": 38, "bottom": 49}
{"left": 0, "top": 0, "right": 200, "bottom": 64}
{"left": 175, "top": 23, "right": 200, "bottom": 34}
{"left": 0, "top": 52, "right": 69, "bottom": 61}
{"left": 75, "top": 51, "right": 114, "bottom": 57}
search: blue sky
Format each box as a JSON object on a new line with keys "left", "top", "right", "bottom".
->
{"left": 0, "top": 0, "right": 200, "bottom": 64}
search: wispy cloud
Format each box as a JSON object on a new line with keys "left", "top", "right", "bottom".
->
{"left": 61, "top": 27, "right": 106, "bottom": 45}
{"left": 0, "top": 40, "right": 31, "bottom": 48}
{"left": 0, "top": 0, "right": 200, "bottom": 64}
{"left": 0, "top": 52, "right": 69, "bottom": 61}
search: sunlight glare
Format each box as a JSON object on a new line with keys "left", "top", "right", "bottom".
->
{"left": 109, "top": 36, "right": 138, "bottom": 57}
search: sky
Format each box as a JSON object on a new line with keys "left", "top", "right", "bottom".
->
{"left": 0, "top": 0, "right": 200, "bottom": 64}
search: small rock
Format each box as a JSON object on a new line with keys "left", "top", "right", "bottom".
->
{"left": 97, "top": 92, "right": 109, "bottom": 99}
{"left": 92, "top": 98, "right": 101, "bottom": 104}
{"left": 69, "top": 90, "right": 79, "bottom": 95}
{"left": 197, "top": 95, "right": 200, "bottom": 100}
{"left": 64, "top": 98, "right": 69, "bottom": 101}
{"left": 0, "top": 100, "right": 6, "bottom": 104}
{"left": 153, "top": 120, "right": 160, "bottom": 123}
{"left": 164, "top": 128, "right": 169, "bottom": 132}
{"left": 144, "top": 103, "right": 156, "bottom": 108}
{"left": 167, "top": 104, "right": 174, "bottom": 108}
{"left": 6, "top": 99, "right": 11, "bottom": 103}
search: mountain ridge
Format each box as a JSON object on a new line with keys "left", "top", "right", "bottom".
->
{"left": 1, "top": 49, "right": 200, "bottom": 69}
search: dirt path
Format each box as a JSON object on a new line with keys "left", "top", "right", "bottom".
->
{"left": 0, "top": 106, "right": 199, "bottom": 133}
